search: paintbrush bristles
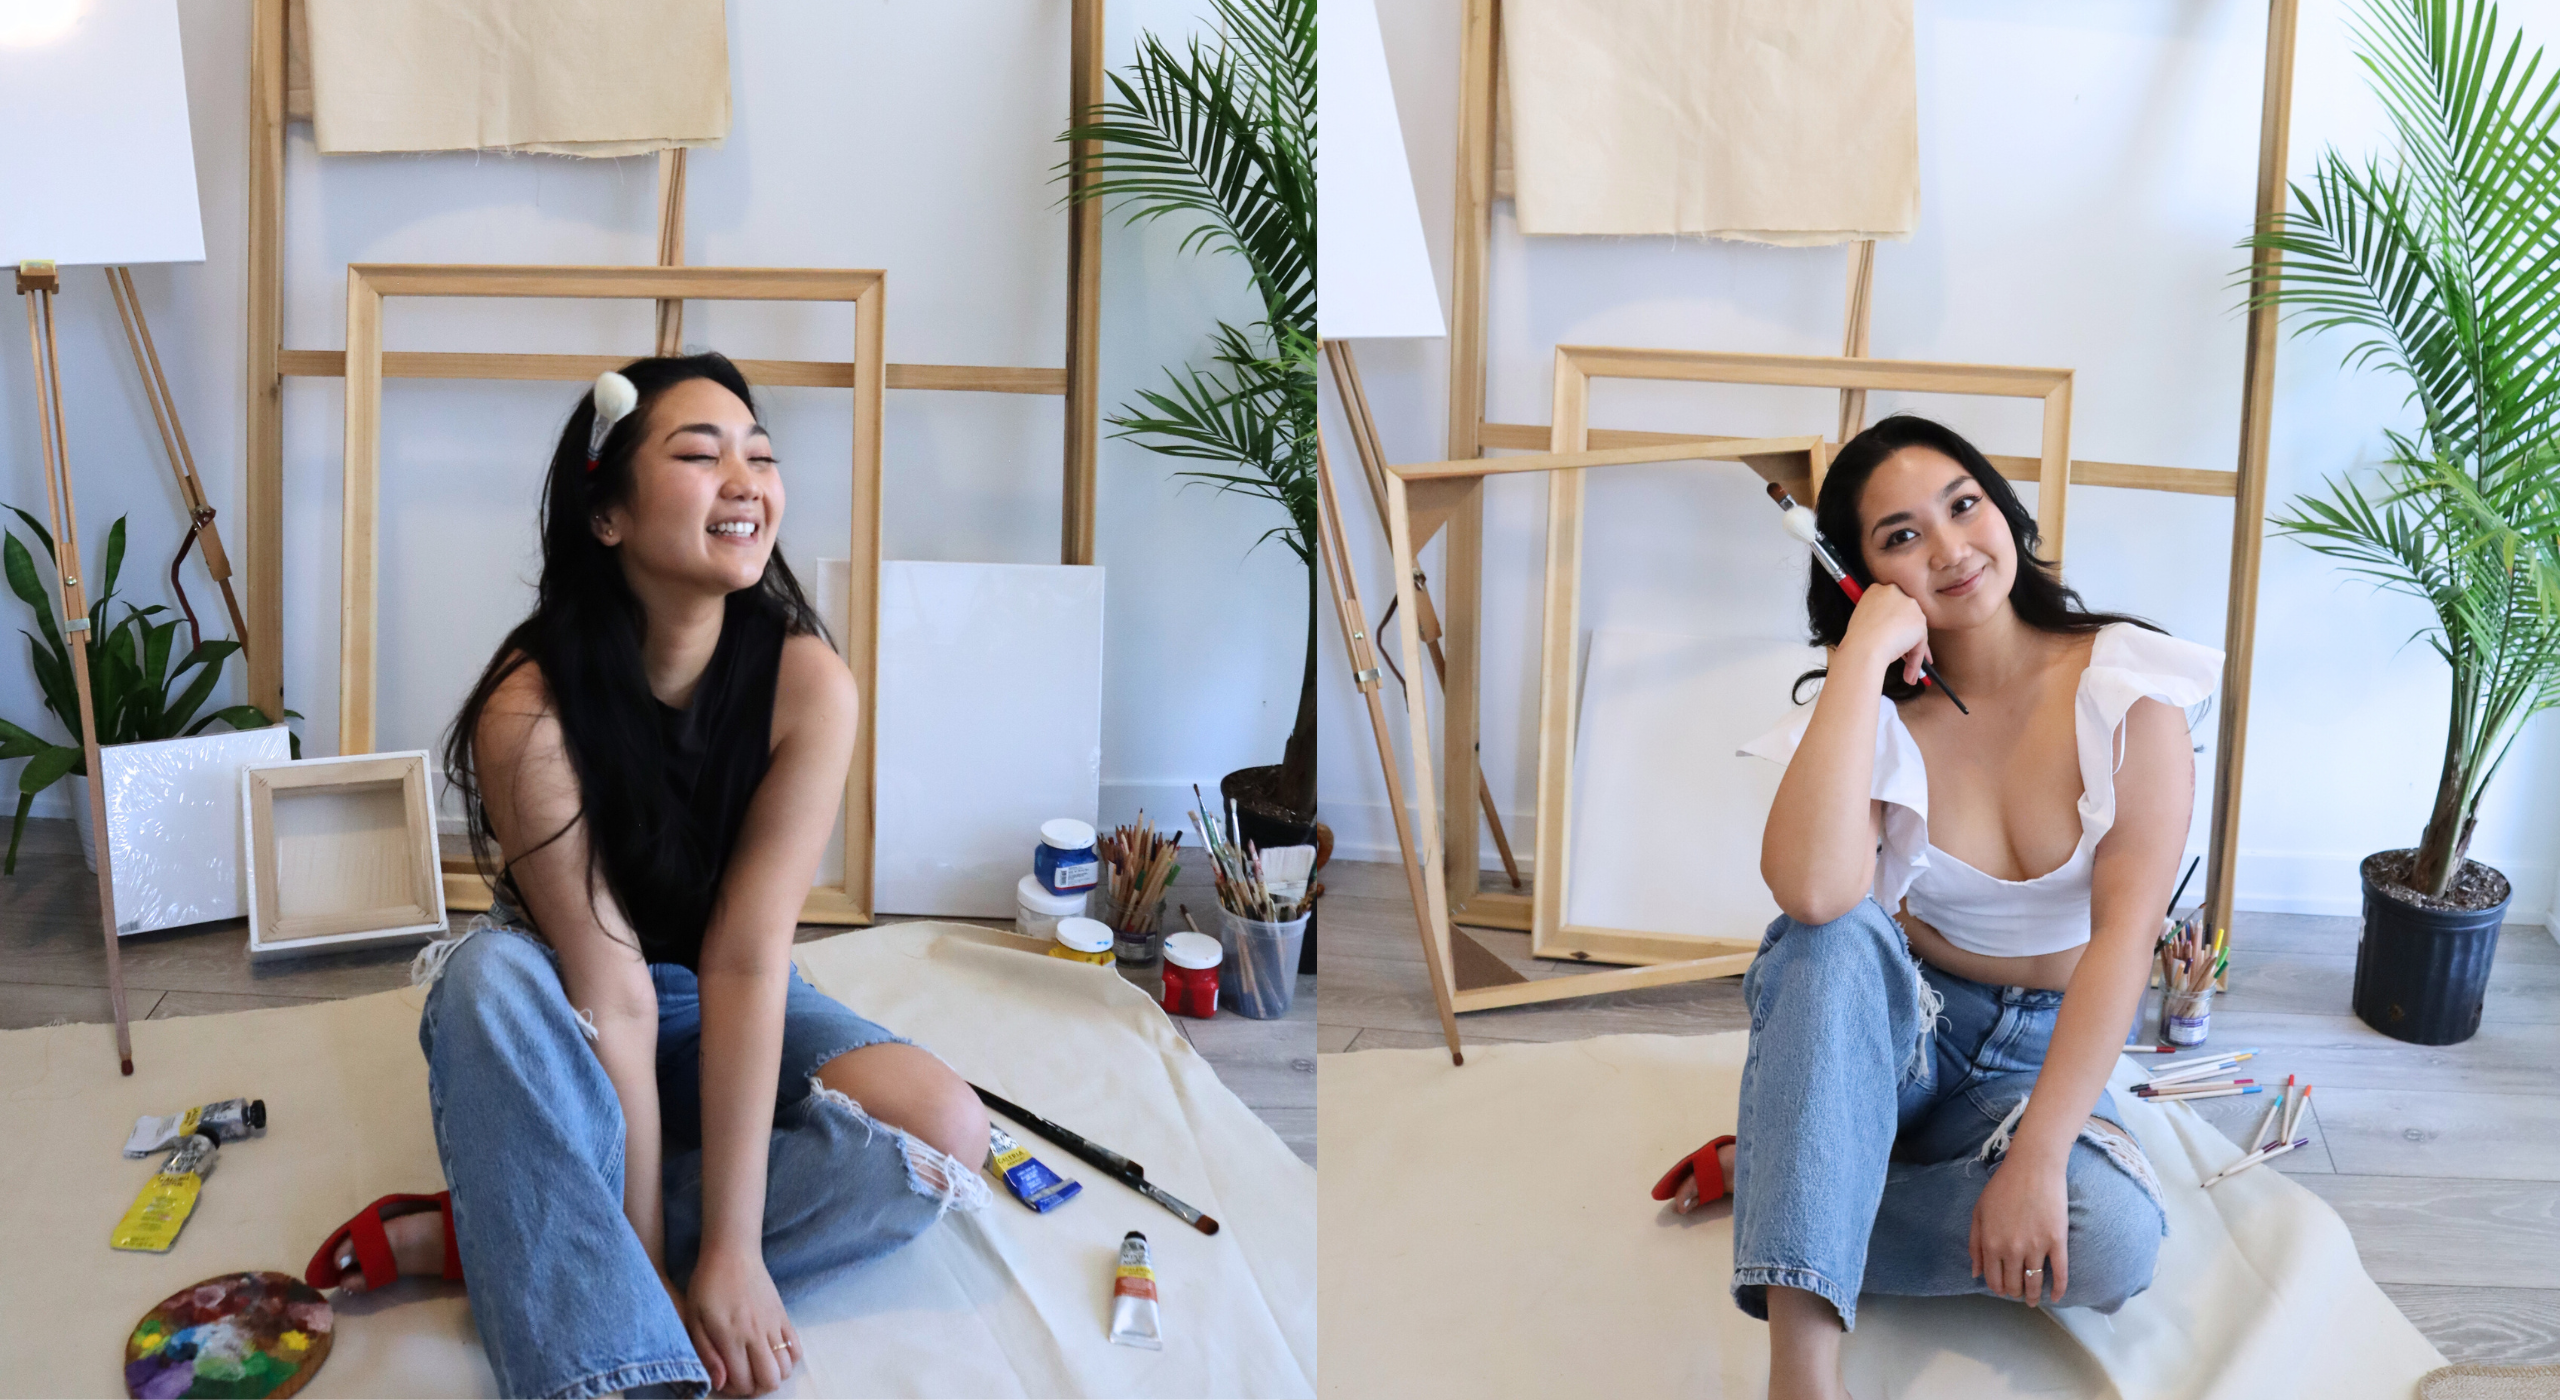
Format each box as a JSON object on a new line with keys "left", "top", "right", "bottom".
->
{"left": 1187, "top": 794, "right": 1320, "bottom": 924}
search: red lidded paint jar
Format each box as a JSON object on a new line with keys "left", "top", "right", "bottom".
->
{"left": 1160, "top": 932, "right": 1221, "bottom": 1018}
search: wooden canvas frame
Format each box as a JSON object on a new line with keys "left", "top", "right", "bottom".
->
{"left": 1390, "top": 433, "right": 1830, "bottom": 1011}
{"left": 340, "top": 264, "right": 886, "bottom": 924}
{"left": 1434, "top": 0, "right": 2298, "bottom": 956}
{"left": 243, "top": 751, "right": 445, "bottom": 957}
{"left": 1522, "top": 348, "right": 2076, "bottom": 981}
{"left": 241, "top": 0, "right": 1108, "bottom": 722}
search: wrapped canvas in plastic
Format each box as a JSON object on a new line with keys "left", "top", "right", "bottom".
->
{"left": 100, "top": 727, "right": 294, "bottom": 935}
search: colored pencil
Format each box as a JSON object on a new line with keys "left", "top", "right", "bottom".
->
{"left": 2205, "top": 1137, "right": 2311, "bottom": 1186}
{"left": 2139, "top": 1085, "right": 2260, "bottom": 1103}
{"left": 2134, "top": 1079, "right": 2254, "bottom": 1097}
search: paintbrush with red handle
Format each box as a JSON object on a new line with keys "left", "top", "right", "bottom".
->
{"left": 1766, "top": 482, "right": 1968, "bottom": 714}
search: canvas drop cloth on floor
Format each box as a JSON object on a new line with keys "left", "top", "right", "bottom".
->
{"left": 1321, "top": 1031, "right": 2441, "bottom": 1399}
{"left": 0, "top": 923, "right": 1314, "bottom": 1398}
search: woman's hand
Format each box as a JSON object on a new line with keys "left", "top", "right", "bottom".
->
{"left": 1840, "top": 581, "right": 1933, "bottom": 687}
{"left": 1971, "top": 1148, "right": 2070, "bottom": 1306}
{"left": 685, "top": 1245, "right": 800, "bottom": 1397}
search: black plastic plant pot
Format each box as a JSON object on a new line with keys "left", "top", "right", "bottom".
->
{"left": 2352, "top": 854, "right": 2507, "bottom": 1046}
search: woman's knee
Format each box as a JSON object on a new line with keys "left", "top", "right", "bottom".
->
{"left": 2061, "top": 1154, "right": 2164, "bottom": 1310}
{"left": 813, "top": 1042, "right": 989, "bottom": 1165}
{"left": 424, "top": 930, "right": 568, "bottom": 1048}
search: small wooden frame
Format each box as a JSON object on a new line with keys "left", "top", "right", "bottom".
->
{"left": 340, "top": 263, "right": 885, "bottom": 924}
{"left": 243, "top": 752, "right": 446, "bottom": 957}
{"left": 1389, "top": 432, "right": 1834, "bottom": 1012}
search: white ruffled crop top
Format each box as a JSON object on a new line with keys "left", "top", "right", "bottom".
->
{"left": 1739, "top": 623, "right": 2223, "bottom": 959}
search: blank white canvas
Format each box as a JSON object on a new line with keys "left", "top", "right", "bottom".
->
{"left": 816, "top": 560, "right": 1105, "bottom": 917}
{"left": 100, "top": 725, "right": 292, "bottom": 935}
{"left": 1316, "top": 0, "right": 1444, "bottom": 340}
{"left": 1566, "top": 629, "right": 1826, "bottom": 943}
{"left": 0, "top": 0, "right": 207, "bottom": 267}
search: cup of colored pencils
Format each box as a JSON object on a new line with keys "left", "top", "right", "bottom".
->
{"left": 1097, "top": 815, "right": 1182, "bottom": 966}
{"left": 2155, "top": 914, "right": 2226, "bottom": 1047}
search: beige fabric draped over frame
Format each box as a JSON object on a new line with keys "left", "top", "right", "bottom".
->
{"left": 1495, "top": 0, "right": 1920, "bottom": 244}
{"left": 286, "top": 0, "right": 730, "bottom": 157}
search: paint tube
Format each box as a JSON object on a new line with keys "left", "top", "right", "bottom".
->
{"left": 987, "top": 1124, "right": 1082, "bottom": 1213}
{"left": 124, "top": 1097, "right": 267, "bottom": 1158}
{"left": 1107, "top": 1230, "right": 1164, "bottom": 1350}
{"left": 111, "top": 1133, "right": 220, "bottom": 1253}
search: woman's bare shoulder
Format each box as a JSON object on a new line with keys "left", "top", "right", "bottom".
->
{"left": 475, "top": 653, "right": 561, "bottom": 760}
{"left": 772, "top": 631, "right": 856, "bottom": 743}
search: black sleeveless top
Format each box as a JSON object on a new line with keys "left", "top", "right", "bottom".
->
{"left": 627, "top": 590, "right": 787, "bottom": 970}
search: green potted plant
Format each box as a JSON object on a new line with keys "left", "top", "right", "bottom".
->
{"left": 2, "top": 507, "right": 293, "bottom": 873}
{"left": 1063, "top": 0, "right": 1316, "bottom": 839}
{"left": 2248, "top": 0, "right": 2560, "bottom": 1043}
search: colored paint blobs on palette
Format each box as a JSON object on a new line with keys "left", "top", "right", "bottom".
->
{"left": 124, "top": 1272, "right": 332, "bottom": 1400}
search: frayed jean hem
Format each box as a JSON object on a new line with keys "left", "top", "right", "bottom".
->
{"left": 540, "top": 1357, "right": 708, "bottom": 1400}
{"left": 1731, "top": 1263, "right": 1863, "bottom": 1331}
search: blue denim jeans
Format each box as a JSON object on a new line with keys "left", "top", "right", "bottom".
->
{"left": 1729, "top": 899, "right": 2166, "bottom": 1330}
{"left": 415, "top": 920, "right": 987, "bottom": 1399}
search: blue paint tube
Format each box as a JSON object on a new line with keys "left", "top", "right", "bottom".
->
{"left": 987, "top": 1125, "right": 1082, "bottom": 1212}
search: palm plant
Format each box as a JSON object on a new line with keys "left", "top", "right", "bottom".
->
{"left": 1063, "top": 0, "right": 1317, "bottom": 820}
{"left": 2250, "top": 0, "right": 2560, "bottom": 900}
{"left": 2, "top": 507, "right": 292, "bottom": 872}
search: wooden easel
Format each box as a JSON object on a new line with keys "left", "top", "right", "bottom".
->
{"left": 15, "top": 261, "right": 135, "bottom": 1076}
{"left": 1317, "top": 423, "right": 1464, "bottom": 1063}
{"left": 104, "top": 267, "right": 250, "bottom": 655}
{"left": 237, "top": 0, "right": 1111, "bottom": 722}
{"left": 1345, "top": 0, "right": 2301, "bottom": 1054}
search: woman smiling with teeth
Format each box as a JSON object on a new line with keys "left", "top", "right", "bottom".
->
{"left": 1651, "top": 415, "right": 2221, "bottom": 1400}
{"left": 305, "top": 353, "right": 988, "bottom": 1399}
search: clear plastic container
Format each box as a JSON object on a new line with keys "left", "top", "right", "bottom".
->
{"left": 1216, "top": 908, "right": 1308, "bottom": 1019}
{"left": 1016, "top": 874, "right": 1088, "bottom": 942}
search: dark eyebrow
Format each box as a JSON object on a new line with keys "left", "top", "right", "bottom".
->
{"left": 1867, "top": 475, "right": 1974, "bottom": 539}
{"left": 663, "top": 421, "right": 771, "bottom": 442}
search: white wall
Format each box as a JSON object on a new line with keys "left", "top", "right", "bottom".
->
{"left": 1321, "top": 0, "right": 2560, "bottom": 919}
{"left": 0, "top": 1, "right": 1301, "bottom": 842}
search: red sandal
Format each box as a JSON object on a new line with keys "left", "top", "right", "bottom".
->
{"left": 1651, "top": 1134, "right": 1737, "bottom": 1205}
{"left": 303, "top": 1192, "right": 463, "bottom": 1291}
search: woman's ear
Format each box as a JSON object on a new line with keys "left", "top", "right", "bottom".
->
{"left": 591, "top": 511, "right": 620, "bottom": 547}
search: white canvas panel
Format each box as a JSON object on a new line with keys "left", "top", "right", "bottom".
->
{"left": 817, "top": 560, "right": 1105, "bottom": 917}
{"left": 1565, "top": 629, "right": 1823, "bottom": 943}
{"left": 1316, "top": 0, "right": 1445, "bottom": 339}
{"left": 0, "top": 0, "right": 207, "bottom": 266}
{"left": 100, "top": 726, "right": 293, "bottom": 935}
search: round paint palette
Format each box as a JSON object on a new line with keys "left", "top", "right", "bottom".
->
{"left": 124, "top": 1271, "right": 333, "bottom": 1400}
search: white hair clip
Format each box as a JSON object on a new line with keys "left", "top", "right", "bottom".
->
{"left": 585, "top": 371, "right": 639, "bottom": 472}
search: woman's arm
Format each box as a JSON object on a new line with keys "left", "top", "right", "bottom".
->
{"left": 1973, "top": 694, "right": 2193, "bottom": 1305}
{"left": 474, "top": 664, "right": 676, "bottom": 1278}
{"left": 685, "top": 634, "right": 860, "bottom": 1397}
{"left": 1761, "top": 583, "right": 1930, "bottom": 924}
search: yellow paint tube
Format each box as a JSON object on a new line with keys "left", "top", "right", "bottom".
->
{"left": 111, "top": 1133, "right": 219, "bottom": 1253}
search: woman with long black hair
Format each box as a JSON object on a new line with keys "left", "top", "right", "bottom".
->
{"left": 1650, "top": 415, "right": 2217, "bottom": 1400}
{"left": 302, "top": 353, "right": 989, "bottom": 1399}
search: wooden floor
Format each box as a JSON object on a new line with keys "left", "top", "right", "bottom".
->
{"left": 0, "top": 817, "right": 1315, "bottom": 1166}
{"left": 1319, "top": 857, "right": 2560, "bottom": 1367}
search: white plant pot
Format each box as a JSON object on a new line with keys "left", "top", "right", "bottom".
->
{"left": 68, "top": 772, "right": 97, "bottom": 873}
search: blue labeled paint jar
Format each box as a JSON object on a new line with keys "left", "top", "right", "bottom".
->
{"left": 1035, "top": 819, "right": 1101, "bottom": 895}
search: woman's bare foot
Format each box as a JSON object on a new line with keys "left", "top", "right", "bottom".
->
{"left": 1670, "top": 1140, "right": 1739, "bottom": 1214}
{"left": 332, "top": 1207, "right": 446, "bottom": 1291}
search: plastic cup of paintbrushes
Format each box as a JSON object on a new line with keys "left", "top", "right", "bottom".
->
{"left": 1216, "top": 907, "right": 1309, "bottom": 1019}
